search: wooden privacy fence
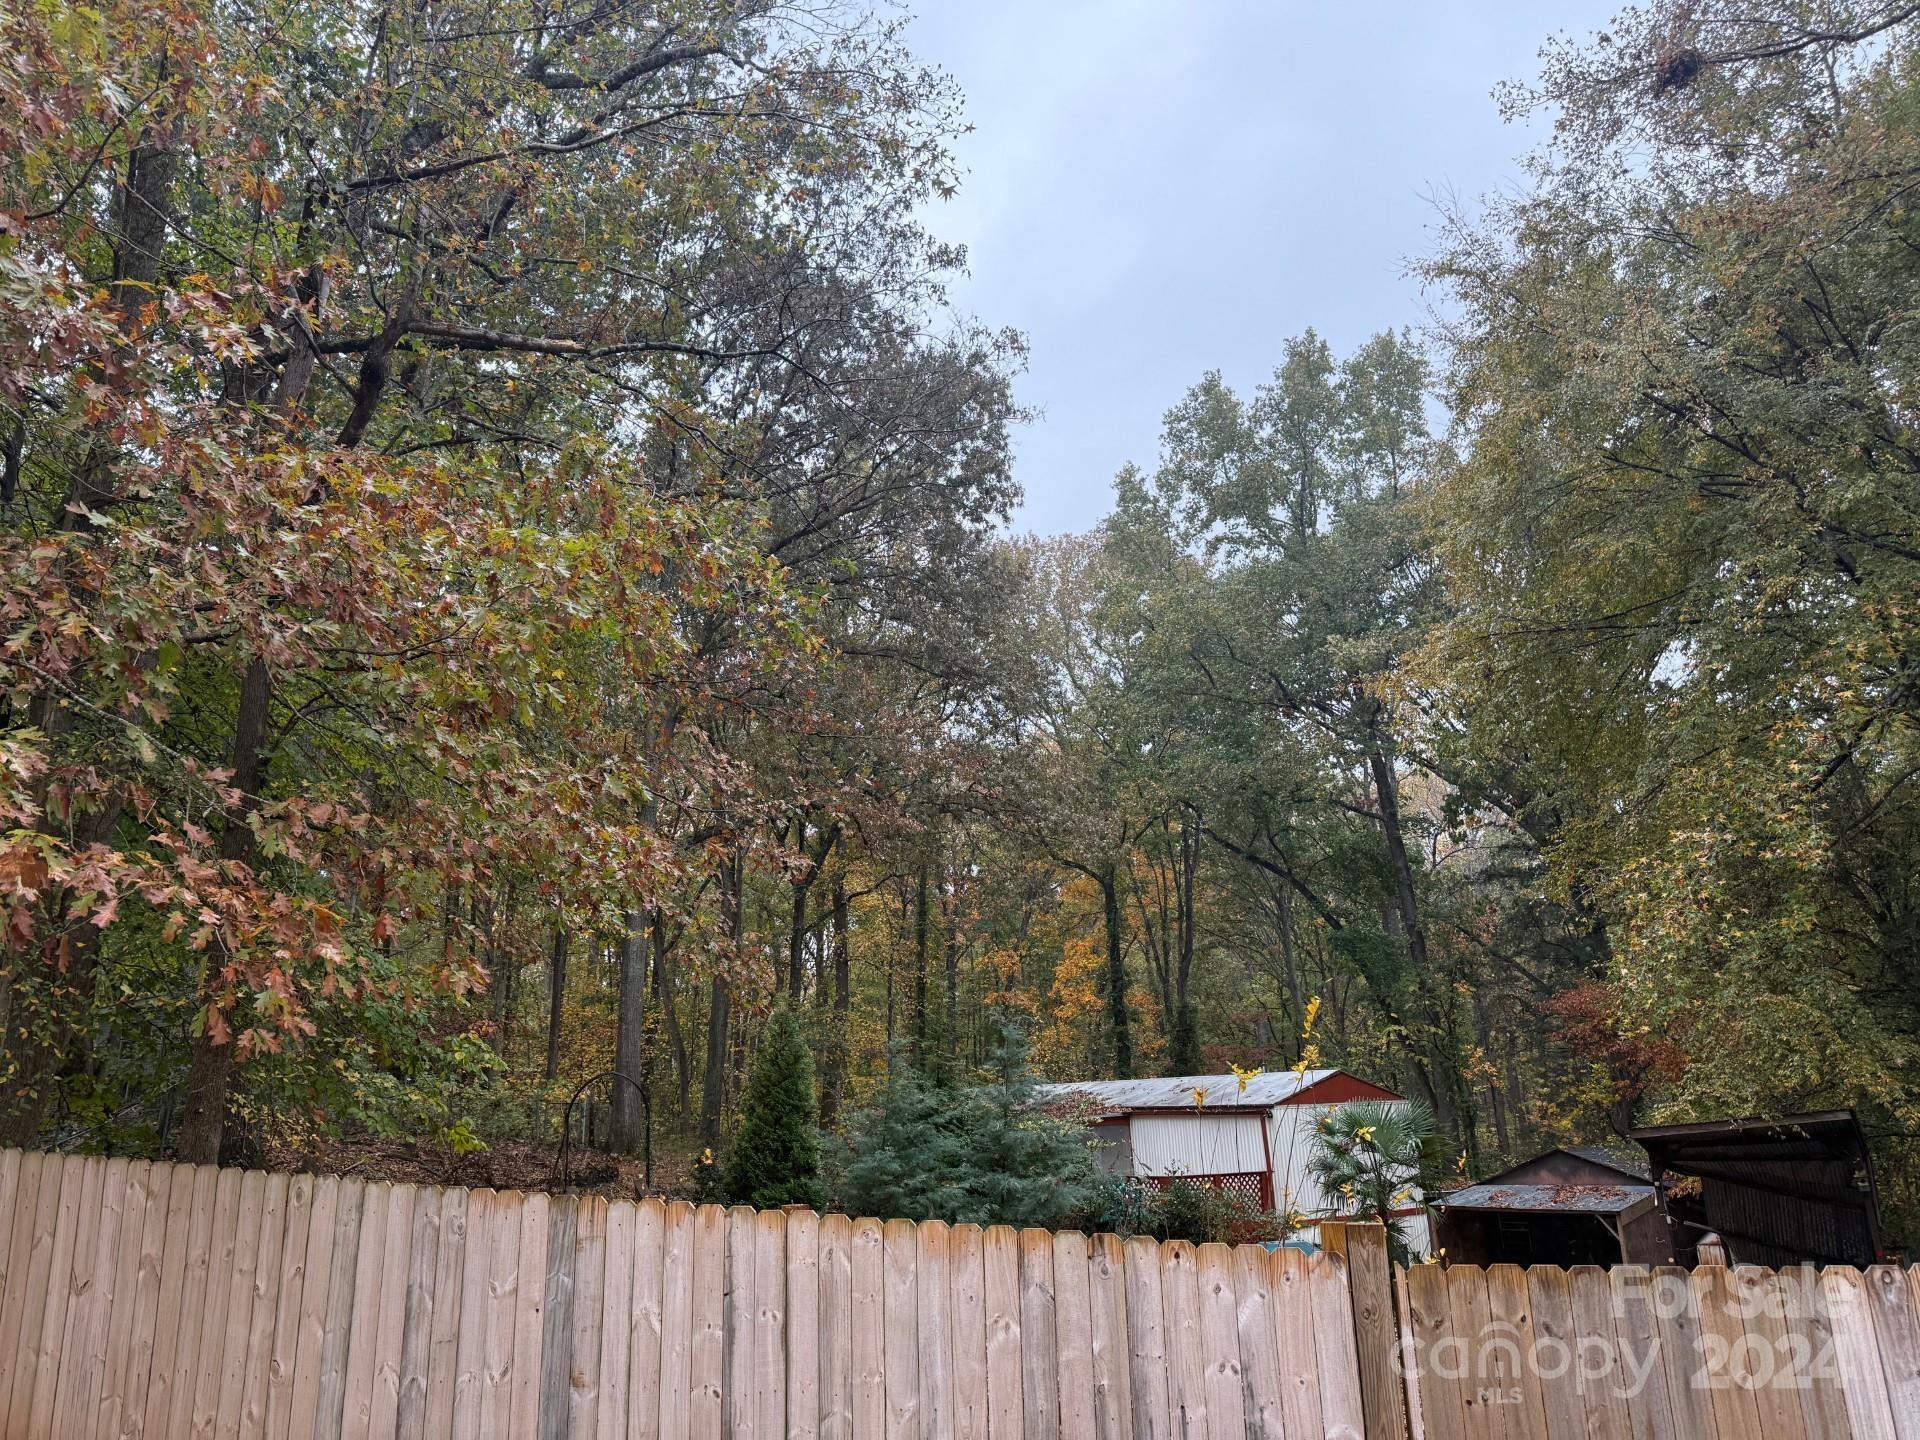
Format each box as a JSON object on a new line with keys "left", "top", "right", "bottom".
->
{"left": 0, "top": 1148, "right": 1392, "bottom": 1440}
{"left": 1398, "top": 1258, "right": 1920, "bottom": 1440}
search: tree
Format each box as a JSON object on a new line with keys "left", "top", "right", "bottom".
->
{"left": 838, "top": 1031, "right": 1098, "bottom": 1228}
{"left": 725, "top": 1008, "right": 824, "bottom": 1209}
{"left": 1307, "top": 1100, "right": 1435, "bottom": 1265}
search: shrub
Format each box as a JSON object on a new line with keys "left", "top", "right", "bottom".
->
{"left": 838, "top": 1030, "right": 1098, "bottom": 1229}
{"left": 724, "top": 1007, "right": 824, "bottom": 1209}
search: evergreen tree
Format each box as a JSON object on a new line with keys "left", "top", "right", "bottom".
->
{"left": 839, "top": 1030, "right": 1098, "bottom": 1228}
{"left": 725, "top": 1007, "right": 824, "bottom": 1209}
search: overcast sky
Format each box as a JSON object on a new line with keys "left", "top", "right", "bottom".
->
{"left": 902, "top": 1, "right": 1621, "bottom": 535}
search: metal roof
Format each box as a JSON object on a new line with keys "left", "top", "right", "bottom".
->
{"left": 1562, "top": 1145, "right": 1652, "bottom": 1182}
{"left": 1036, "top": 1071, "right": 1340, "bottom": 1112}
{"left": 1436, "top": 1182, "right": 1656, "bottom": 1215}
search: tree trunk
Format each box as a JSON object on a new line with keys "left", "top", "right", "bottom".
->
{"left": 700, "top": 854, "right": 743, "bottom": 1150}
{"left": 1168, "top": 815, "right": 1201, "bottom": 1074}
{"left": 911, "top": 863, "right": 930, "bottom": 1062}
{"left": 174, "top": 655, "right": 271, "bottom": 1163}
{"left": 544, "top": 923, "right": 569, "bottom": 1083}
{"left": 651, "top": 909, "right": 688, "bottom": 1121}
{"left": 610, "top": 909, "right": 649, "bottom": 1152}
{"left": 820, "top": 878, "right": 850, "bottom": 1130}
{"left": 1100, "top": 863, "right": 1133, "bottom": 1078}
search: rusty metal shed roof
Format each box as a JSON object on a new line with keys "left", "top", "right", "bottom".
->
{"left": 1436, "top": 1182, "right": 1656, "bottom": 1215}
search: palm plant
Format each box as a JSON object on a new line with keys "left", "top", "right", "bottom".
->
{"left": 1306, "top": 1100, "right": 1435, "bottom": 1265}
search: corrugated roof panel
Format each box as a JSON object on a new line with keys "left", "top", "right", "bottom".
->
{"left": 1436, "top": 1182, "right": 1655, "bottom": 1215}
{"left": 1035, "top": 1071, "right": 1337, "bottom": 1111}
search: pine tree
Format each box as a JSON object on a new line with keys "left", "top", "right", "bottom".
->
{"left": 839, "top": 1029, "right": 1098, "bottom": 1228}
{"left": 725, "top": 1007, "right": 824, "bottom": 1209}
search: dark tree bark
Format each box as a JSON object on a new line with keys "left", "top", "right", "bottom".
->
{"left": 819, "top": 877, "right": 850, "bottom": 1130}
{"left": 610, "top": 909, "right": 649, "bottom": 1151}
{"left": 544, "top": 922, "right": 570, "bottom": 1083}
{"left": 174, "top": 655, "right": 272, "bottom": 1162}
{"left": 1100, "top": 862, "right": 1133, "bottom": 1078}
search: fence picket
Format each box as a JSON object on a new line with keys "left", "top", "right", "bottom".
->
{"left": 915, "top": 1218, "right": 952, "bottom": 1440}
{"left": 819, "top": 1213, "right": 855, "bottom": 1440}
{"left": 786, "top": 1208, "right": 820, "bottom": 1440}
{"left": 1085, "top": 1234, "right": 1130, "bottom": 1440}
{"left": 1158, "top": 1240, "right": 1204, "bottom": 1440}
{"left": 687, "top": 1198, "right": 721, "bottom": 1440}
{"left": 980, "top": 1226, "right": 1022, "bottom": 1440}
{"left": 850, "top": 1217, "right": 886, "bottom": 1440}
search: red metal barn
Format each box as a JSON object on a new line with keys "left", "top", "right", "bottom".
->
{"left": 1039, "top": 1069, "right": 1430, "bottom": 1252}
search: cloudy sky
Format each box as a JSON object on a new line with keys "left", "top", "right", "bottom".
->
{"left": 902, "top": 1, "right": 1620, "bottom": 535}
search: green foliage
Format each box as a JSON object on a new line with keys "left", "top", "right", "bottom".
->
{"left": 838, "top": 1032, "right": 1098, "bottom": 1229}
{"left": 725, "top": 1007, "right": 824, "bottom": 1210}
{"left": 1308, "top": 1100, "right": 1434, "bottom": 1265}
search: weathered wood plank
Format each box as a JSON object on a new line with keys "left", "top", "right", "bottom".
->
{"left": 1346, "top": 1225, "right": 1410, "bottom": 1440}
{"left": 237, "top": 1171, "right": 291, "bottom": 1440}
{"left": 537, "top": 1195, "right": 580, "bottom": 1440}
{"left": 947, "top": 1224, "right": 988, "bottom": 1440}
{"left": 1018, "top": 1227, "right": 1058, "bottom": 1440}
{"left": 449, "top": 1188, "right": 495, "bottom": 1440}
{"left": 883, "top": 1217, "right": 920, "bottom": 1440}
{"left": 1193, "top": 1243, "right": 1241, "bottom": 1440}
{"left": 594, "top": 1200, "right": 633, "bottom": 1440}
{"left": 394, "top": 1184, "right": 443, "bottom": 1440}
{"left": 166, "top": 1162, "right": 223, "bottom": 1440}
{"left": 508, "top": 1190, "right": 551, "bottom": 1440}
{"left": 818, "top": 1213, "right": 855, "bottom": 1440}
{"left": 1778, "top": 1266, "right": 1852, "bottom": 1440}
{"left": 850, "top": 1217, "right": 888, "bottom": 1440}
{"left": 915, "top": 1219, "right": 952, "bottom": 1440}
{"left": 0, "top": 1148, "right": 47, "bottom": 1427}
{"left": 1691, "top": 1266, "right": 1761, "bottom": 1440}
{"left": 980, "top": 1227, "right": 1023, "bottom": 1440}
{"left": 337, "top": 1180, "right": 393, "bottom": 1440}
{"left": 478, "top": 1188, "right": 523, "bottom": 1440}
{"left": 1822, "top": 1263, "right": 1899, "bottom": 1440}
{"left": 366, "top": 1190, "right": 416, "bottom": 1440}
{"left": 1119, "top": 1235, "right": 1167, "bottom": 1440}
{"left": 1733, "top": 1266, "right": 1808, "bottom": 1440}
{"left": 1607, "top": 1265, "right": 1678, "bottom": 1440}
{"left": 259, "top": 1175, "right": 311, "bottom": 1440}
{"left": 1310, "top": 1250, "right": 1365, "bottom": 1440}
{"left": 1863, "top": 1264, "right": 1920, "bottom": 1440}
{"left": 71, "top": 1159, "right": 130, "bottom": 1440}
{"left": 686, "top": 1203, "right": 724, "bottom": 1440}
{"left": 724, "top": 1206, "right": 756, "bottom": 1440}
{"left": 1405, "top": 1263, "right": 1466, "bottom": 1440}
{"left": 786, "top": 1208, "right": 820, "bottom": 1440}
{"left": 1087, "top": 1234, "right": 1132, "bottom": 1440}
{"left": 1157, "top": 1240, "right": 1203, "bottom": 1440}
{"left": 285, "top": 1174, "right": 346, "bottom": 1440}
{"left": 43, "top": 1155, "right": 103, "bottom": 1440}
{"left": 567, "top": 1196, "right": 608, "bottom": 1440}
{"left": 106, "top": 1159, "right": 168, "bottom": 1440}
{"left": 751, "top": 1209, "right": 786, "bottom": 1440}
{"left": 1230, "top": 1244, "right": 1282, "bottom": 1440}
{"left": 621, "top": 1198, "right": 666, "bottom": 1440}
{"left": 1482, "top": 1262, "right": 1545, "bottom": 1440}
{"left": 423, "top": 1187, "right": 466, "bottom": 1440}
{"left": 1642, "top": 1266, "right": 1711, "bottom": 1440}
{"left": 212, "top": 1167, "right": 268, "bottom": 1440}
{"left": 1049, "top": 1230, "right": 1094, "bottom": 1440}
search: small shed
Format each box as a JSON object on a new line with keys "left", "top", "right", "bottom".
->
{"left": 1037, "top": 1069, "right": 1428, "bottom": 1252}
{"left": 1432, "top": 1145, "right": 1674, "bottom": 1267}
{"left": 1629, "top": 1110, "right": 1889, "bottom": 1266}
